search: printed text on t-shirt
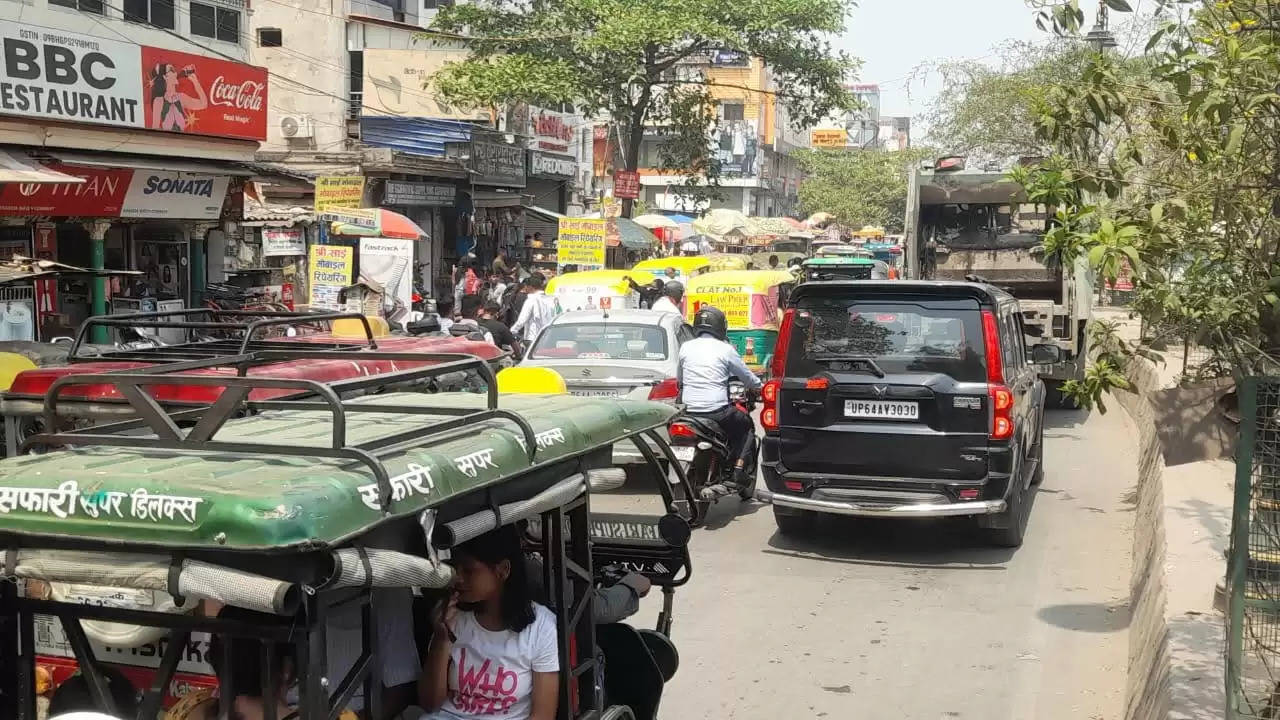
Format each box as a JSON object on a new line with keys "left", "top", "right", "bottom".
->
{"left": 453, "top": 647, "right": 519, "bottom": 715}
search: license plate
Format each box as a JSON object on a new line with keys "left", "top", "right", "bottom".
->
{"left": 570, "top": 389, "right": 621, "bottom": 397}
{"left": 844, "top": 400, "right": 919, "bottom": 420}
{"left": 670, "top": 446, "right": 696, "bottom": 462}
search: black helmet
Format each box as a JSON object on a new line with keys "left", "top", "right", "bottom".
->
{"left": 663, "top": 280, "right": 684, "bottom": 299}
{"left": 692, "top": 306, "right": 728, "bottom": 340}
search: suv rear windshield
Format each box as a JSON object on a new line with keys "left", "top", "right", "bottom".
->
{"left": 530, "top": 323, "right": 669, "bottom": 361}
{"left": 786, "top": 298, "right": 987, "bottom": 381}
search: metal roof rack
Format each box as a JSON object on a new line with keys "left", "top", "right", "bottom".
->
{"left": 22, "top": 352, "right": 537, "bottom": 514}
{"left": 68, "top": 309, "right": 379, "bottom": 362}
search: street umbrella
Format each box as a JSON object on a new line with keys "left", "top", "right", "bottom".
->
{"left": 326, "top": 207, "right": 430, "bottom": 240}
{"left": 805, "top": 212, "right": 835, "bottom": 229}
{"left": 632, "top": 214, "right": 680, "bottom": 230}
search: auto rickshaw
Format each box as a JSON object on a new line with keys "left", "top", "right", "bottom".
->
{"left": 683, "top": 269, "right": 795, "bottom": 375}
{"left": 0, "top": 353, "right": 698, "bottom": 720}
{"left": 546, "top": 269, "right": 652, "bottom": 312}
{"left": 705, "top": 253, "right": 749, "bottom": 272}
{"left": 801, "top": 256, "right": 894, "bottom": 281}
{"left": 630, "top": 256, "right": 711, "bottom": 284}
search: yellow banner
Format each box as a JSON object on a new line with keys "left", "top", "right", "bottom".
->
{"left": 314, "top": 176, "right": 365, "bottom": 213}
{"left": 810, "top": 129, "right": 848, "bottom": 148}
{"left": 308, "top": 244, "right": 354, "bottom": 310}
{"left": 687, "top": 286, "right": 751, "bottom": 328}
{"left": 557, "top": 218, "right": 607, "bottom": 268}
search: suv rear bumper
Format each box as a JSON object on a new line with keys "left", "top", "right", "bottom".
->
{"left": 757, "top": 488, "right": 1006, "bottom": 517}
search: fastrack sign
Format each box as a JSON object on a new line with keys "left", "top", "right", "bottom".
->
{"left": 0, "top": 25, "right": 267, "bottom": 141}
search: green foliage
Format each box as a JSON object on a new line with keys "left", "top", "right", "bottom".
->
{"left": 794, "top": 148, "right": 931, "bottom": 231}
{"left": 428, "top": 0, "right": 857, "bottom": 206}
{"left": 1023, "top": 0, "right": 1280, "bottom": 409}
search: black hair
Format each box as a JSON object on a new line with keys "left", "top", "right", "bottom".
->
{"left": 460, "top": 294, "right": 484, "bottom": 319}
{"left": 527, "top": 273, "right": 546, "bottom": 290}
{"left": 47, "top": 666, "right": 140, "bottom": 717}
{"left": 149, "top": 63, "right": 172, "bottom": 102}
{"left": 437, "top": 297, "right": 455, "bottom": 316}
{"left": 208, "top": 606, "right": 295, "bottom": 701}
{"left": 483, "top": 299, "right": 503, "bottom": 315}
{"left": 768, "top": 254, "right": 779, "bottom": 265}
{"left": 454, "top": 525, "right": 536, "bottom": 632}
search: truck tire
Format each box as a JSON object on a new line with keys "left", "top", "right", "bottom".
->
{"left": 1045, "top": 381, "right": 1080, "bottom": 410}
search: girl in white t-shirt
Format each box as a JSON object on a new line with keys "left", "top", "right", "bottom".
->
{"left": 418, "top": 526, "right": 559, "bottom": 720}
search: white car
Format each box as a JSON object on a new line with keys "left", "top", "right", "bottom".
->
{"left": 521, "top": 308, "right": 691, "bottom": 465}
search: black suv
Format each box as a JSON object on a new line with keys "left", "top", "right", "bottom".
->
{"left": 757, "top": 281, "right": 1060, "bottom": 547}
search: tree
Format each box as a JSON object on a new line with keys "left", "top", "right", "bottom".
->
{"left": 428, "top": 0, "right": 857, "bottom": 214}
{"left": 1019, "top": 0, "right": 1280, "bottom": 407}
{"left": 795, "top": 148, "right": 931, "bottom": 231}
{"left": 922, "top": 41, "right": 1096, "bottom": 163}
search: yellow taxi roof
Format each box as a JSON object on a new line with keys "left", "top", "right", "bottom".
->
{"left": 546, "top": 269, "right": 651, "bottom": 293}
{"left": 685, "top": 269, "right": 795, "bottom": 292}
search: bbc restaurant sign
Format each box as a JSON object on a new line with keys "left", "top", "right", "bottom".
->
{"left": 0, "top": 25, "right": 268, "bottom": 142}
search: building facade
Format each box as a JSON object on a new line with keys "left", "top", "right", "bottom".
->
{"left": 0, "top": 0, "right": 268, "bottom": 341}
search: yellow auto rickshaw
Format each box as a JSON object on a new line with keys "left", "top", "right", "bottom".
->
{"left": 631, "top": 256, "right": 712, "bottom": 284}
{"left": 546, "top": 269, "right": 651, "bottom": 312}
{"left": 706, "top": 253, "right": 750, "bottom": 272}
{"left": 684, "top": 269, "right": 795, "bottom": 375}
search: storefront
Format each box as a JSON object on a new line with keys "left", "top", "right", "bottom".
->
{"left": 457, "top": 139, "right": 526, "bottom": 280}
{"left": 380, "top": 179, "right": 458, "bottom": 298}
{"left": 0, "top": 151, "right": 247, "bottom": 340}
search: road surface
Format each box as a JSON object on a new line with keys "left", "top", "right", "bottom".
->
{"left": 607, "top": 405, "right": 1137, "bottom": 719}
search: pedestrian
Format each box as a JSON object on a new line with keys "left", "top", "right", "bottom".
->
{"left": 480, "top": 300, "right": 521, "bottom": 355}
{"left": 452, "top": 294, "right": 495, "bottom": 343}
{"left": 493, "top": 248, "right": 511, "bottom": 276}
{"left": 502, "top": 275, "right": 531, "bottom": 327}
{"left": 663, "top": 267, "right": 678, "bottom": 283}
{"left": 435, "top": 297, "right": 456, "bottom": 334}
{"left": 488, "top": 272, "right": 508, "bottom": 305}
{"left": 768, "top": 254, "right": 779, "bottom": 269}
{"left": 510, "top": 272, "right": 557, "bottom": 344}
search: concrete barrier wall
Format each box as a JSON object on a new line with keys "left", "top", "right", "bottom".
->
{"left": 1117, "top": 357, "right": 1173, "bottom": 720}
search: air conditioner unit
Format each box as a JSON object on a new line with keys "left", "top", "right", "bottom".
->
{"left": 279, "top": 114, "right": 314, "bottom": 139}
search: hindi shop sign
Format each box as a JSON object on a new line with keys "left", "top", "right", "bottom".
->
{"left": 383, "top": 180, "right": 455, "bottom": 207}
{"left": 308, "top": 244, "right": 354, "bottom": 310}
{"left": 613, "top": 170, "right": 640, "bottom": 200}
{"left": 0, "top": 26, "right": 268, "bottom": 142}
{"left": 262, "top": 228, "right": 305, "bottom": 257}
{"left": 470, "top": 141, "right": 526, "bottom": 188}
{"left": 314, "top": 176, "right": 365, "bottom": 213}
{"left": 556, "top": 218, "right": 606, "bottom": 269}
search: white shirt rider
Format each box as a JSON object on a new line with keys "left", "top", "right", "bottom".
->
{"left": 678, "top": 334, "right": 761, "bottom": 413}
{"left": 650, "top": 295, "right": 680, "bottom": 315}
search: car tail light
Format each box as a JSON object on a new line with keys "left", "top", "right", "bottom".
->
{"left": 982, "top": 310, "right": 1013, "bottom": 440}
{"left": 805, "top": 377, "right": 829, "bottom": 390}
{"left": 784, "top": 480, "right": 804, "bottom": 492}
{"left": 958, "top": 488, "right": 979, "bottom": 500}
{"left": 761, "top": 379, "right": 781, "bottom": 431}
{"left": 669, "top": 422, "right": 696, "bottom": 440}
{"left": 648, "top": 377, "right": 679, "bottom": 400}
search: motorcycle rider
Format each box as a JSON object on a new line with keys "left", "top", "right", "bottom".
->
{"left": 650, "top": 280, "right": 683, "bottom": 315}
{"left": 677, "top": 306, "right": 762, "bottom": 490}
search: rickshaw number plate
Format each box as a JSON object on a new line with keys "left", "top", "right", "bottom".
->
{"left": 844, "top": 400, "right": 919, "bottom": 420}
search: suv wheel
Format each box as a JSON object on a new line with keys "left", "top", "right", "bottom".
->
{"left": 986, "top": 480, "right": 1028, "bottom": 548}
{"left": 773, "top": 507, "right": 814, "bottom": 536}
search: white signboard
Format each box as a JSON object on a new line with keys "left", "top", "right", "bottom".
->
{"left": 262, "top": 228, "right": 305, "bottom": 256}
{"left": 121, "top": 172, "right": 230, "bottom": 219}
{"left": 0, "top": 26, "right": 145, "bottom": 128}
{"left": 358, "top": 237, "right": 415, "bottom": 315}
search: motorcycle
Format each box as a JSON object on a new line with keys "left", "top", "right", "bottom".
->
{"left": 666, "top": 382, "right": 759, "bottom": 519}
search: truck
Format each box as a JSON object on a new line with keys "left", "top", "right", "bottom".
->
{"left": 902, "top": 156, "right": 1092, "bottom": 407}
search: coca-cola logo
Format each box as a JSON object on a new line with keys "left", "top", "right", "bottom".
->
{"left": 209, "top": 75, "right": 265, "bottom": 112}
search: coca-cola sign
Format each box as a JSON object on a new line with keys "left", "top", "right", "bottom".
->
{"left": 0, "top": 27, "right": 267, "bottom": 142}
{"left": 140, "top": 45, "right": 268, "bottom": 141}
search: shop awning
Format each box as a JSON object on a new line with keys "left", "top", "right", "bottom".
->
{"left": 525, "top": 205, "right": 566, "bottom": 222}
{"left": 0, "top": 257, "right": 140, "bottom": 285}
{"left": 470, "top": 189, "right": 526, "bottom": 208}
{"left": 46, "top": 151, "right": 257, "bottom": 176}
{"left": 614, "top": 218, "right": 659, "bottom": 250}
{"left": 0, "top": 149, "right": 84, "bottom": 184}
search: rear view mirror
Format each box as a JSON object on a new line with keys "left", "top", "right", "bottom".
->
{"left": 1029, "top": 343, "right": 1062, "bottom": 364}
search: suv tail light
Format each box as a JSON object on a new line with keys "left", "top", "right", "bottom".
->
{"left": 982, "top": 310, "right": 1013, "bottom": 440}
{"left": 761, "top": 379, "right": 780, "bottom": 431}
{"left": 648, "top": 377, "right": 679, "bottom": 400}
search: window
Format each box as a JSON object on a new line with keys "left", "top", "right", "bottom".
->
{"left": 50, "top": 0, "right": 104, "bottom": 12}
{"left": 721, "top": 103, "right": 744, "bottom": 122}
{"left": 348, "top": 50, "right": 364, "bottom": 119}
{"left": 124, "top": 0, "right": 175, "bottom": 29}
{"left": 257, "top": 28, "right": 283, "bottom": 47}
{"left": 530, "top": 324, "right": 670, "bottom": 361}
{"left": 423, "top": 0, "right": 455, "bottom": 8}
{"left": 191, "top": 1, "right": 240, "bottom": 43}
